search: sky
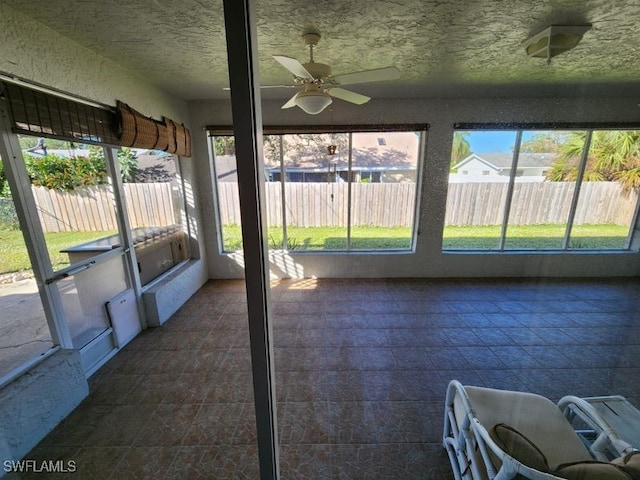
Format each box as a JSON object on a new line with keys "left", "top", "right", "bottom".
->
{"left": 466, "top": 131, "right": 537, "bottom": 154}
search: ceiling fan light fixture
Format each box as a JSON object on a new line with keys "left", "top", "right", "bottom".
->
{"left": 295, "top": 89, "right": 332, "bottom": 114}
{"left": 523, "top": 25, "right": 591, "bottom": 63}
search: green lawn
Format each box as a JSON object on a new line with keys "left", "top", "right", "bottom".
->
{"left": 442, "top": 224, "right": 630, "bottom": 250}
{"left": 0, "top": 223, "right": 630, "bottom": 274}
{"left": 222, "top": 223, "right": 630, "bottom": 252}
{"left": 0, "top": 230, "right": 116, "bottom": 274}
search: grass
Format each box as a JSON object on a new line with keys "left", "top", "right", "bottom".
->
{"left": 268, "top": 226, "right": 413, "bottom": 250}
{"left": 0, "top": 223, "right": 630, "bottom": 274}
{"left": 0, "top": 230, "right": 117, "bottom": 274}
{"left": 223, "top": 223, "right": 630, "bottom": 252}
{"left": 442, "top": 224, "right": 630, "bottom": 250}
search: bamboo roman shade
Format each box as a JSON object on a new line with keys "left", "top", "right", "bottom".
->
{"left": 1, "top": 80, "right": 120, "bottom": 145}
{"left": 1, "top": 80, "right": 192, "bottom": 157}
{"left": 117, "top": 101, "right": 191, "bottom": 157}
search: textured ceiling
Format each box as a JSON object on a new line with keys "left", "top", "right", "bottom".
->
{"left": 6, "top": 0, "right": 640, "bottom": 101}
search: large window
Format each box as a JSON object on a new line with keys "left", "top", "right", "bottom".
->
{"left": 19, "top": 136, "right": 121, "bottom": 270}
{"left": 210, "top": 128, "right": 425, "bottom": 252}
{"left": 18, "top": 137, "right": 189, "bottom": 285}
{"left": 444, "top": 128, "right": 640, "bottom": 251}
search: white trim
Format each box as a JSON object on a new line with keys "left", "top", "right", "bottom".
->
{"left": 0, "top": 99, "right": 73, "bottom": 348}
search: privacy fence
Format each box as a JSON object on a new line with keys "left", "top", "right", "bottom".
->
{"left": 0, "top": 181, "right": 636, "bottom": 232}
{"left": 30, "top": 183, "right": 176, "bottom": 232}
{"left": 218, "top": 182, "right": 417, "bottom": 228}
{"left": 219, "top": 181, "right": 638, "bottom": 227}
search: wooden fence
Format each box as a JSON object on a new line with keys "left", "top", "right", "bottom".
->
{"left": 32, "top": 183, "right": 176, "bottom": 232}
{"left": 25, "top": 180, "right": 638, "bottom": 233}
{"left": 445, "top": 181, "right": 637, "bottom": 226}
{"left": 219, "top": 181, "right": 638, "bottom": 227}
{"left": 218, "top": 182, "right": 417, "bottom": 228}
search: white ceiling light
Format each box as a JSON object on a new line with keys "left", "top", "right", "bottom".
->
{"left": 294, "top": 85, "right": 332, "bottom": 114}
{"left": 523, "top": 25, "right": 591, "bottom": 64}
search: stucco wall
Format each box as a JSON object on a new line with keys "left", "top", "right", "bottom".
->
{"left": 0, "top": 351, "right": 87, "bottom": 477}
{"left": 190, "top": 95, "right": 640, "bottom": 279}
{"left": 0, "top": 4, "right": 187, "bottom": 122}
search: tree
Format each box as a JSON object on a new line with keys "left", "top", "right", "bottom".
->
{"left": 214, "top": 136, "right": 236, "bottom": 156}
{"left": 0, "top": 160, "right": 10, "bottom": 197}
{"left": 451, "top": 132, "right": 471, "bottom": 168}
{"left": 117, "top": 147, "right": 138, "bottom": 183}
{"left": 285, "top": 133, "right": 349, "bottom": 164}
{"left": 520, "top": 132, "right": 567, "bottom": 153}
{"left": 263, "top": 135, "right": 281, "bottom": 167}
{"left": 546, "top": 130, "right": 640, "bottom": 193}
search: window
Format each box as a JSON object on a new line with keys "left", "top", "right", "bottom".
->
{"left": 121, "top": 149, "right": 190, "bottom": 286}
{"left": 377, "top": 137, "right": 387, "bottom": 146}
{"left": 19, "top": 136, "right": 122, "bottom": 270}
{"left": 0, "top": 153, "right": 55, "bottom": 381}
{"left": 482, "top": 170, "right": 490, "bottom": 176}
{"left": 210, "top": 128, "right": 425, "bottom": 252}
{"left": 444, "top": 128, "right": 640, "bottom": 251}
{"left": 360, "top": 171, "right": 382, "bottom": 183}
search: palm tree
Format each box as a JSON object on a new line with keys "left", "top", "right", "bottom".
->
{"left": 451, "top": 132, "right": 471, "bottom": 168}
{"left": 548, "top": 130, "right": 640, "bottom": 193}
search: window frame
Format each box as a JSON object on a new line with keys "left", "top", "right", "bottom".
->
{"left": 208, "top": 124, "right": 428, "bottom": 254}
{"left": 445, "top": 123, "right": 640, "bottom": 252}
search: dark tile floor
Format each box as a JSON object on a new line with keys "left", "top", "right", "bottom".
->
{"left": 14, "top": 277, "right": 640, "bottom": 479}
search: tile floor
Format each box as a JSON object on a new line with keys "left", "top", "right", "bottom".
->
{"left": 14, "top": 277, "right": 640, "bottom": 479}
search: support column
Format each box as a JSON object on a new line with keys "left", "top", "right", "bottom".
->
{"left": 222, "top": 1, "right": 280, "bottom": 479}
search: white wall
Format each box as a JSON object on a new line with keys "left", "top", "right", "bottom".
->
{"left": 190, "top": 95, "right": 640, "bottom": 279}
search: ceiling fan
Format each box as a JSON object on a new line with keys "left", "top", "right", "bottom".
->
{"left": 270, "top": 28, "right": 400, "bottom": 115}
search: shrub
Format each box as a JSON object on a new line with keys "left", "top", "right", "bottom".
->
{"left": 0, "top": 198, "right": 19, "bottom": 230}
{"left": 24, "top": 153, "right": 108, "bottom": 190}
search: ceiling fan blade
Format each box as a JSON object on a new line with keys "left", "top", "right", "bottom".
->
{"left": 223, "top": 84, "right": 298, "bottom": 91}
{"left": 260, "top": 85, "right": 298, "bottom": 89}
{"left": 328, "top": 87, "right": 370, "bottom": 105}
{"left": 332, "top": 66, "right": 400, "bottom": 86}
{"left": 273, "top": 55, "right": 315, "bottom": 81}
{"left": 281, "top": 92, "right": 299, "bottom": 109}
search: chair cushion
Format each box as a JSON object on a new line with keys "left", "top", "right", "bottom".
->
{"left": 612, "top": 452, "right": 640, "bottom": 479}
{"left": 555, "top": 461, "right": 632, "bottom": 480}
{"left": 492, "top": 423, "right": 550, "bottom": 472}
{"left": 462, "top": 386, "right": 593, "bottom": 470}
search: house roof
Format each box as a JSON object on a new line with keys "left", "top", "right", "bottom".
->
{"left": 280, "top": 132, "right": 419, "bottom": 171}
{"left": 216, "top": 132, "right": 419, "bottom": 180}
{"left": 453, "top": 152, "right": 559, "bottom": 171}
